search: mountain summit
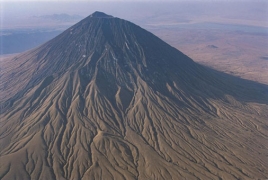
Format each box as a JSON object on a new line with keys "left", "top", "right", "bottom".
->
{"left": 89, "top": 11, "right": 113, "bottom": 18}
{"left": 0, "top": 12, "right": 268, "bottom": 180}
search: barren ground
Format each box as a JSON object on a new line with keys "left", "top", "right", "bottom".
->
{"left": 148, "top": 27, "right": 268, "bottom": 85}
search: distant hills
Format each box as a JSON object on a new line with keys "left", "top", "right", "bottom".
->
{"left": 32, "top": 13, "right": 84, "bottom": 22}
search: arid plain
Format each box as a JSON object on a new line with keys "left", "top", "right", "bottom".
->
{"left": 152, "top": 27, "right": 268, "bottom": 85}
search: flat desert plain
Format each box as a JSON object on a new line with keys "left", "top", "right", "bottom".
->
{"left": 149, "top": 26, "right": 268, "bottom": 85}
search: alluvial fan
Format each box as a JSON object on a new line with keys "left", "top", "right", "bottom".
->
{"left": 0, "top": 12, "right": 268, "bottom": 180}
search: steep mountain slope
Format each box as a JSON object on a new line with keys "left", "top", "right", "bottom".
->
{"left": 0, "top": 12, "right": 268, "bottom": 180}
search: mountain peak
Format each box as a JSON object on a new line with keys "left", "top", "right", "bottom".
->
{"left": 89, "top": 11, "right": 113, "bottom": 18}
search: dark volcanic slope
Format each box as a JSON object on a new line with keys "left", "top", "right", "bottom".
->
{"left": 1, "top": 12, "right": 268, "bottom": 180}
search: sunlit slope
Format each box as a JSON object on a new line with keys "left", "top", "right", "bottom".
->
{"left": 1, "top": 12, "right": 268, "bottom": 180}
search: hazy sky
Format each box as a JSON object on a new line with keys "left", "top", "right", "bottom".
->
{"left": 0, "top": 0, "right": 257, "bottom": 2}
{"left": 1, "top": 0, "right": 267, "bottom": 30}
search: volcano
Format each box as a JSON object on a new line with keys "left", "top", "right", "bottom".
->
{"left": 0, "top": 12, "right": 268, "bottom": 180}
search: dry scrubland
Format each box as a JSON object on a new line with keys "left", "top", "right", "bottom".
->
{"left": 0, "top": 12, "right": 268, "bottom": 180}
{"left": 150, "top": 28, "right": 268, "bottom": 85}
